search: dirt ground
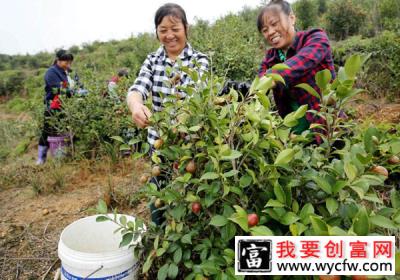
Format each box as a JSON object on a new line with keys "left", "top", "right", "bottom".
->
{"left": 0, "top": 108, "right": 151, "bottom": 279}
{"left": 0, "top": 97, "right": 399, "bottom": 279}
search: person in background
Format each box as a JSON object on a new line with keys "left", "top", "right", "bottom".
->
{"left": 257, "top": 0, "right": 335, "bottom": 141}
{"left": 126, "top": 3, "right": 209, "bottom": 225}
{"left": 107, "top": 68, "right": 129, "bottom": 102}
{"left": 36, "top": 49, "right": 74, "bottom": 165}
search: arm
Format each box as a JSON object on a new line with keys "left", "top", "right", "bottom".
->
{"left": 45, "top": 69, "right": 62, "bottom": 101}
{"left": 127, "top": 57, "right": 153, "bottom": 128}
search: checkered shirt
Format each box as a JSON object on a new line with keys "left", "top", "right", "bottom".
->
{"left": 128, "top": 43, "right": 209, "bottom": 145}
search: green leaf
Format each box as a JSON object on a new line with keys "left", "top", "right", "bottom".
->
{"left": 119, "top": 144, "right": 130, "bottom": 151}
{"left": 228, "top": 205, "right": 249, "bottom": 232}
{"left": 157, "top": 263, "right": 169, "bottom": 280}
{"left": 295, "top": 83, "right": 320, "bottom": 99}
{"left": 353, "top": 206, "right": 370, "bottom": 235}
{"left": 110, "top": 135, "right": 125, "bottom": 143}
{"left": 280, "top": 212, "right": 300, "bottom": 225}
{"left": 120, "top": 232, "right": 133, "bottom": 247}
{"left": 210, "top": 215, "right": 228, "bottom": 227}
{"left": 274, "top": 183, "right": 286, "bottom": 204}
{"left": 168, "top": 263, "right": 179, "bottom": 279}
{"left": 328, "top": 226, "right": 348, "bottom": 236}
{"left": 250, "top": 226, "right": 274, "bottom": 236}
{"left": 265, "top": 199, "right": 285, "bottom": 208}
{"left": 221, "top": 150, "right": 242, "bottom": 161}
{"left": 293, "top": 105, "right": 308, "bottom": 119}
{"left": 344, "top": 161, "right": 358, "bottom": 182}
{"left": 310, "top": 216, "right": 328, "bottom": 235}
{"left": 315, "top": 69, "right": 332, "bottom": 91}
{"left": 189, "top": 125, "right": 201, "bottom": 132}
{"left": 299, "top": 203, "right": 314, "bottom": 224}
{"left": 142, "top": 254, "right": 154, "bottom": 273}
{"left": 173, "top": 248, "right": 183, "bottom": 264}
{"left": 156, "top": 247, "right": 166, "bottom": 257}
{"left": 312, "top": 177, "right": 332, "bottom": 194}
{"left": 239, "top": 175, "right": 252, "bottom": 188}
{"left": 97, "top": 199, "right": 108, "bottom": 214}
{"left": 326, "top": 198, "right": 339, "bottom": 215}
{"left": 96, "top": 215, "right": 109, "bottom": 222}
{"left": 200, "top": 172, "right": 219, "bottom": 181}
{"left": 370, "top": 215, "right": 398, "bottom": 230}
{"left": 391, "top": 190, "right": 400, "bottom": 209}
{"left": 267, "top": 73, "right": 286, "bottom": 85}
{"left": 119, "top": 215, "right": 127, "bottom": 226}
{"left": 344, "top": 54, "right": 361, "bottom": 79}
{"left": 223, "top": 170, "right": 239, "bottom": 178}
{"left": 255, "top": 76, "right": 274, "bottom": 94}
{"left": 256, "top": 92, "right": 271, "bottom": 110}
{"left": 271, "top": 63, "right": 290, "bottom": 71}
{"left": 274, "top": 148, "right": 295, "bottom": 165}
{"left": 182, "top": 233, "right": 192, "bottom": 244}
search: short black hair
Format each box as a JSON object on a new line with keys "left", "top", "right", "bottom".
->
{"left": 117, "top": 68, "right": 129, "bottom": 77}
{"left": 55, "top": 49, "right": 74, "bottom": 61}
{"left": 257, "top": 0, "right": 292, "bottom": 32}
{"left": 154, "top": 3, "right": 188, "bottom": 36}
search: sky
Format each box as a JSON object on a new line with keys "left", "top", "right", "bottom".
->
{"left": 0, "top": 0, "right": 266, "bottom": 55}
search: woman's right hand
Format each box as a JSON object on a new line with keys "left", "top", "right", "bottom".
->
{"left": 130, "top": 101, "right": 152, "bottom": 128}
{"left": 127, "top": 91, "right": 152, "bottom": 128}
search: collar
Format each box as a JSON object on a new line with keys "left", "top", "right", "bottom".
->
{"left": 156, "top": 43, "right": 193, "bottom": 62}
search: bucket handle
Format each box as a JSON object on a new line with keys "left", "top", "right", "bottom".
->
{"left": 83, "top": 265, "right": 104, "bottom": 279}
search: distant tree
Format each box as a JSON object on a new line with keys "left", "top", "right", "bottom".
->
{"left": 293, "top": 0, "right": 318, "bottom": 30}
{"left": 379, "top": 0, "right": 400, "bottom": 31}
{"left": 317, "top": 0, "right": 328, "bottom": 14}
{"left": 325, "top": 0, "right": 366, "bottom": 40}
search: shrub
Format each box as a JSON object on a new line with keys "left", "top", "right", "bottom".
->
{"left": 98, "top": 55, "right": 400, "bottom": 279}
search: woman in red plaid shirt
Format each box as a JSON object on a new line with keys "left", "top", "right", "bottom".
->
{"left": 257, "top": 0, "right": 335, "bottom": 138}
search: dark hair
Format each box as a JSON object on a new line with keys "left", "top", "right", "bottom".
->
{"left": 257, "top": 0, "right": 293, "bottom": 32}
{"left": 154, "top": 3, "right": 188, "bottom": 37}
{"left": 55, "top": 49, "right": 74, "bottom": 61}
{"left": 117, "top": 68, "right": 129, "bottom": 78}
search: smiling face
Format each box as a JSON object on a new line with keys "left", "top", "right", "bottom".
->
{"left": 156, "top": 15, "right": 187, "bottom": 59}
{"left": 260, "top": 7, "right": 296, "bottom": 51}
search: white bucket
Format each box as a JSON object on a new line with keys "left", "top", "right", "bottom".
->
{"left": 58, "top": 214, "right": 145, "bottom": 280}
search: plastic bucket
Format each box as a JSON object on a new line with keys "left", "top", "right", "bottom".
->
{"left": 58, "top": 214, "right": 145, "bottom": 280}
{"left": 47, "top": 135, "right": 70, "bottom": 158}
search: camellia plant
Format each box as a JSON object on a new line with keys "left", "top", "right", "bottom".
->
{"left": 98, "top": 54, "right": 400, "bottom": 280}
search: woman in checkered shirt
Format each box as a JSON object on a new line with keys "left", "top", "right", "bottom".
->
{"left": 126, "top": 3, "right": 209, "bottom": 226}
{"left": 126, "top": 3, "right": 209, "bottom": 146}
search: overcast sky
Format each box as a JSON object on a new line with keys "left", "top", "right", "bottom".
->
{"left": 0, "top": 0, "right": 268, "bottom": 55}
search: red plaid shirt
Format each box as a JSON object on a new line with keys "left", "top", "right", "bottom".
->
{"left": 258, "top": 29, "right": 335, "bottom": 130}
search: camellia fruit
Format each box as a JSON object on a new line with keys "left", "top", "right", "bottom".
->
{"left": 152, "top": 165, "right": 161, "bottom": 177}
{"left": 186, "top": 160, "right": 196, "bottom": 174}
{"left": 247, "top": 213, "right": 259, "bottom": 227}
{"left": 326, "top": 96, "right": 336, "bottom": 106}
{"left": 370, "top": 165, "right": 389, "bottom": 177}
{"left": 154, "top": 198, "right": 164, "bottom": 209}
{"left": 192, "top": 202, "right": 201, "bottom": 214}
{"left": 154, "top": 139, "right": 164, "bottom": 150}
{"left": 139, "top": 174, "right": 149, "bottom": 184}
{"left": 388, "top": 155, "right": 400, "bottom": 164}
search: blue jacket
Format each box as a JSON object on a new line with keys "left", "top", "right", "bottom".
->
{"left": 44, "top": 64, "right": 70, "bottom": 108}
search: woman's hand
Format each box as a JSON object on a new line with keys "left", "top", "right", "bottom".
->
{"left": 127, "top": 92, "right": 152, "bottom": 128}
